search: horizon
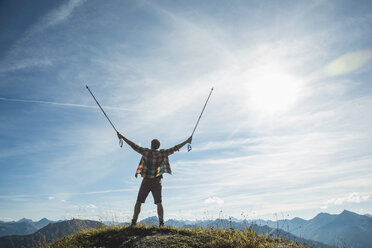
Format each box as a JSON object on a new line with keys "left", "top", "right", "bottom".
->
{"left": 1, "top": 208, "right": 370, "bottom": 223}
{"left": 1, "top": 0, "right": 372, "bottom": 222}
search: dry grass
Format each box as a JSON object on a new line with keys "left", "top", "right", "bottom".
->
{"left": 47, "top": 224, "right": 309, "bottom": 248}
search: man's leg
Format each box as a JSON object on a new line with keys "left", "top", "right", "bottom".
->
{"left": 132, "top": 201, "right": 141, "bottom": 226}
{"left": 151, "top": 177, "right": 164, "bottom": 227}
{"left": 156, "top": 203, "right": 164, "bottom": 227}
{"left": 132, "top": 178, "right": 151, "bottom": 226}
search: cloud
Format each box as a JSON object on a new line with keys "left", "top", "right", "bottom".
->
{"left": 71, "top": 204, "right": 98, "bottom": 210}
{"left": 0, "top": 0, "right": 85, "bottom": 73}
{"left": 204, "top": 196, "right": 224, "bottom": 205}
{"left": 0, "top": 59, "right": 52, "bottom": 73}
{"left": 0, "top": 217, "right": 15, "bottom": 222}
{"left": 31, "top": 0, "right": 85, "bottom": 33}
{"left": 45, "top": 0, "right": 84, "bottom": 28}
{"left": 48, "top": 196, "right": 55, "bottom": 200}
{"left": 321, "top": 192, "right": 371, "bottom": 209}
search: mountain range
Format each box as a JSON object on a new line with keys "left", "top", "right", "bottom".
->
{"left": 0, "top": 219, "right": 103, "bottom": 248}
{"left": 1, "top": 209, "right": 371, "bottom": 248}
{"left": 254, "top": 210, "right": 372, "bottom": 248}
{"left": 138, "top": 210, "right": 372, "bottom": 248}
{"left": 0, "top": 218, "right": 61, "bottom": 237}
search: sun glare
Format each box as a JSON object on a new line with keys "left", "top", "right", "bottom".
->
{"left": 246, "top": 68, "right": 301, "bottom": 115}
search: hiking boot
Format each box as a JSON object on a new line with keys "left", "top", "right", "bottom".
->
{"left": 130, "top": 219, "right": 137, "bottom": 227}
{"left": 159, "top": 220, "right": 164, "bottom": 227}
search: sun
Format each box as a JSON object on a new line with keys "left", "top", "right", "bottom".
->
{"left": 246, "top": 68, "right": 301, "bottom": 115}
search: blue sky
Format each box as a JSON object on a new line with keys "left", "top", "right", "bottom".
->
{"left": 1, "top": 0, "right": 372, "bottom": 222}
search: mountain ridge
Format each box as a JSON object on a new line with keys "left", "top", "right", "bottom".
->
{"left": 0, "top": 218, "right": 63, "bottom": 237}
{"left": 0, "top": 219, "right": 103, "bottom": 248}
{"left": 252, "top": 209, "right": 372, "bottom": 248}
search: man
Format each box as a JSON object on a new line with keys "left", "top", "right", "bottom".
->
{"left": 117, "top": 132, "right": 192, "bottom": 227}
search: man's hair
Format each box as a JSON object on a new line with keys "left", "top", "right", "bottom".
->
{"left": 151, "top": 139, "right": 160, "bottom": 150}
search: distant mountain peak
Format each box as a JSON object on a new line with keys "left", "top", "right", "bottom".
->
{"left": 36, "top": 218, "right": 50, "bottom": 224}
{"left": 141, "top": 216, "right": 158, "bottom": 221}
{"left": 339, "top": 209, "right": 358, "bottom": 218}
{"left": 341, "top": 209, "right": 352, "bottom": 214}
{"left": 17, "top": 218, "right": 33, "bottom": 223}
{"left": 291, "top": 217, "right": 305, "bottom": 221}
{"left": 313, "top": 212, "right": 332, "bottom": 220}
{"left": 139, "top": 216, "right": 159, "bottom": 225}
{"left": 318, "top": 212, "right": 331, "bottom": 216}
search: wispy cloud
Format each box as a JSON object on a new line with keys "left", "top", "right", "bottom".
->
{"left": 0, "top": 96, "right": 134, "bottom": 111}
{"left": 0, "top": 59, "right": 52, "bottom": 73}
{"left": 72, "top": 204, "right": 97, "bottom": 209}
{"left": 321, "top": 192, "right": 371, "bottom": 209}
{"left": 37, "top": 0, "right": 85, "bottom": 32}
{"left": 204, "top": 196, "right": 224, "bottom": 205}
{"left": 0, "top": 0, "right": 85, "bottom": 73}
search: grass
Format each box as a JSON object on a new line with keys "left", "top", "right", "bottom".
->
{"left": 47, "top": 224, "right": 309, "bottom": 248}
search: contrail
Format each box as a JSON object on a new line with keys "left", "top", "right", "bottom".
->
{"left": 0, "top": 188, "right": 136, "bottom": 199}
{"left": 0, "top": 96, "right": 134, "bottom": 111}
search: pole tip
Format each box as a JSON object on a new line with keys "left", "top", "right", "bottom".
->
{"left": 85, "top": 85, "right": 88, "bottom": 88}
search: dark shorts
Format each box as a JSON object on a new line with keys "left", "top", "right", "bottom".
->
{"left": 136, "top": 177, "right": 162, "bottom": 204}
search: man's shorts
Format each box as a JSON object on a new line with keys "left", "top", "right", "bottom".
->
{"left": 136, "top": 177, "right": 162, "bottom": 204}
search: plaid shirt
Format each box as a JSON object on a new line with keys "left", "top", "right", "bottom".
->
{"left": 130, "top": 143, "right": 179, "bottom": 178}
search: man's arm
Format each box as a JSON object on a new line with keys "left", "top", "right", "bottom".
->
{"left": 165, "top": 136, "right": 192, "bottom": 155}
{"left": 174, "top": 136, "right": 192, "bottom": 151}
{"left": 117, "top": 132, "right": 144, "bottom": 154}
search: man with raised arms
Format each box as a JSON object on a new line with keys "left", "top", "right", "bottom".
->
{"left": 117, "top": 132, "right": 192, "bottom": 227}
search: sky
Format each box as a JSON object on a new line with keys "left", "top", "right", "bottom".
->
{"left": 0, "top": 0, "right": 372, "bottom": 223}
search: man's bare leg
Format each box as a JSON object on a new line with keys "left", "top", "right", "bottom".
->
{"left": 157, "top": 203, "right": 164, "bottom": 227}
{"left": 132, "top": 201, "right": 141, "bottom": 226}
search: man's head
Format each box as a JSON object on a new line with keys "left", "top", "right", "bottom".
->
{"left": 151, "top": 139, "right": 160, "bottom": 150}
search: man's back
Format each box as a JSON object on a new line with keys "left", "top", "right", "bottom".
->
{"left": 136, "top": 148, "right": 176, "bottom": 178}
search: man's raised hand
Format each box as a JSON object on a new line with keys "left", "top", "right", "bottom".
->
{"left": 117, "top": 132, "right": 124, "bottom": 140}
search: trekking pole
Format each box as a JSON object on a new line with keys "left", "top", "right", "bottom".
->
{"left": 85, "top": 85, "right": 123, "bottom": 147}
{"left": 188, "top": 87, "right": 214, "bottom": 152}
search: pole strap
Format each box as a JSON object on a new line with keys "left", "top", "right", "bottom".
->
{"left": 188, "top": 143, "right": 192, "bottom": 152}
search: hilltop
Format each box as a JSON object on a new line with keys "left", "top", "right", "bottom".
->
{"left": 49, "top": 224, "right": 308, "bottom": 248}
